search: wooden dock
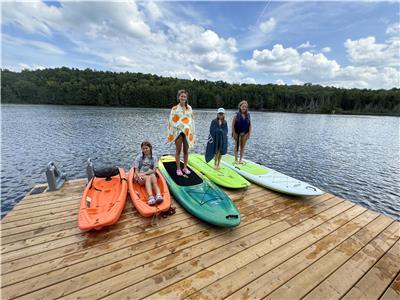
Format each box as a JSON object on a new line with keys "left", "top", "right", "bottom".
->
{"left": 1, "top": 179, "right": 399, "bottom": 299}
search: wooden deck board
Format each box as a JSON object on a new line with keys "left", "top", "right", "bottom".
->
{"left": 1, "top": 190, "right": 281, "bottom": 284}
{"left": 1, "top": 179, "right": 399, "bottom": 300}
{"left": 380, "top": 272, "right": 400, "bottom": 300}
{"left": 342, "top": 239, "right": 400, "bottom": 300}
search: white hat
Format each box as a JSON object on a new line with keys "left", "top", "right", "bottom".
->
{"left": 217, "top": 107, "right": 225, "bottom": 114}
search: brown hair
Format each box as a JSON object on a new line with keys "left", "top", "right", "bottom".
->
{"left": 238, "top": 100, "right": 249, "bottom": 113}
{"left": 177, "top": 89, "right": 188, "bottom": 109}
{"left": 216, "top": 113, "right": 225, "bottom": 126}
{"left": 141, "top": 141, "right": 153, "bottom": 159}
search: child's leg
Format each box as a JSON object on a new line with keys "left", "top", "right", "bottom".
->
{"left": 150, "top": 174, "right": 161, "bottom": 195}
{"left": 214, "top": 151, "right": 221, "bottom": 168}
{"left": 233, "top": 136, "right": 239, "bottom": 163}
{"left": 239, "top": 134, "right": 248, "bottom": 163}
{"left": 175, "top": 135, "right": 183, "bottom": 170}
{"left": 182, "top": 136, "right": 189, "bottom": 169}
{"left": 144, "top": 175, "right": 153, "bottom": 196}
{"left": 214, "top": 151, "right": 219, "bottom": 166}
{"left": 216, "top": 152, "right": 222, "bottom": 167}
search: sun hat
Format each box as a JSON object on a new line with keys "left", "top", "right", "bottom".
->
{"left": 217, "top": 107, "right": 225, "bottom": 114}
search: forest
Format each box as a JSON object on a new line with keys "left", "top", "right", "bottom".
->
{"left": 2, "top": 67, "right": 399, "bottom": 115}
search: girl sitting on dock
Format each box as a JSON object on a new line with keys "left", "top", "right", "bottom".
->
{"left": 205, "top": 107, "right": 228, "bottom": 169}
{"left": 232, "top": 100, "right": 252, "bottom": 164}
{"left": 133, "top": 141, "right": 163, "bottom": 205}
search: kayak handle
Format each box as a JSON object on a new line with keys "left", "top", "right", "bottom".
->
{"left": 306, "top": 186, "right": 317, "bottom": 191}
{"left": 226, "top": 214, "right": 239, "bottom": 219}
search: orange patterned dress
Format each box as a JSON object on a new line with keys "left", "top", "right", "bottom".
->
{"left": 167, "top": 104, "right": 196, "bottom": 148}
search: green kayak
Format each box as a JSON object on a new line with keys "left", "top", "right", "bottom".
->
{"left": 159, "top": 156, "right": 240, "bottom": 227}
{"left": 188, "top": 153, "right": 250, "bottom": 189}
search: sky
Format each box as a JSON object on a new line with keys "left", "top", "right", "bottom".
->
{"left": 1, "top": 0, "right": 399, "bottom": 89}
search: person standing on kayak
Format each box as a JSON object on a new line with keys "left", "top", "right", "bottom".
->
{"left": 232, "top": 100, "right": 251, "bottom": 164}
{"left": 167, "top": 89, "right": 196, "bottom": 176}
{"left": 205, "top": 107, "right": 228, "bottom": 169}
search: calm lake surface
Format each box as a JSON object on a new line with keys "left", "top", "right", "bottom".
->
{"left": 1, "top": 104, "right": 399, "bottom": 220}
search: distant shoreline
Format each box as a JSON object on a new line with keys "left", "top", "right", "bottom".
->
{"left": 2, "top": 68, "right": 399, "bottom": 116}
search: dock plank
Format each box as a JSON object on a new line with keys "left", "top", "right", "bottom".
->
{"left": 0, "top": 188, "right": 273, "bottom": 265}
{"left": 187, "top": 206, "right": 375, "bottom": 300}
{"left": 64, "top": 197, "right": 344, "bottom": 299}
{"left": 13, "top": 194, "right": 337, "bottom": 299}
{"left": 1, "top": 179, "right": 398, "bottom": 300}
{"left": 1, "top": 190, "right": 287, "bottom": 285}
{"left": 304, "top": 222, "right": 399, "bottom": 299}
{"left": 380, "top": 272, "right": 400, "bottom": 300}
{"left": 147, "top": 200, "right": 359, "bottom": 300}
{"left": 263, "top": 215, "right": 395, "bottom": 299}
{"left": 342, "top": 239, "right": 400, "bottom": 300}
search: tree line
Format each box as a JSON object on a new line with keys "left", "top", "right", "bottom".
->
{"left": 1, "top": 67, "right": 399, "bottom": 115}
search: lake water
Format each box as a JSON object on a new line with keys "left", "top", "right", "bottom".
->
{"left": 1, "top": 104, "right": 399, "bottom": 220}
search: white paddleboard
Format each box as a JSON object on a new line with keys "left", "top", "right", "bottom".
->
{"left": 221, "top": 154, "right": 323, "bottom": 196}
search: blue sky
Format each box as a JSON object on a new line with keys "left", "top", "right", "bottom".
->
{"left": 2, "top": 1, "right": 399, "bottom": 89}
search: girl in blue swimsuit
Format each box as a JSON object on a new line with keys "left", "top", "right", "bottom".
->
{"left": 232, "top": 100, "right": 252, "bottom": 164}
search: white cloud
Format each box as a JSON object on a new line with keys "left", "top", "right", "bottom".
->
{"left": 259, "top": 17, "right": 276, "bottom": 34}
{"left": 1, "top": 1, "right": 240, "bottom": 82}
{"left": 3, "top": 34, "right": 65, "bottom": 55}
{"left": 301, "top": 52, "right": 340, "bottom": 79}
{"left": 3, "top": 63, "right": 47, "bottom": 72}
{"left": 2, "top": 1, "right": 398, "bottom": 89}
{"left": 292, "top": 79, "right": 304, "bottom": 85}
{"left": 2, "top": 1, "right": 61, "bottom": 36}
{"left": 275, "top": 79, "right": 285, "bottom": 85}
{"left": 242, "top": 43, "right": 399, "bottom": 89}
{"left": 386, "top": 22, "right": 400, "bottom": 36}
{"left": 321, "top": 47, "right": 331, "bottom": 53}
{"left": 297, "top": 41, "right": 315, "bottom": 49}
{"left": 143, "top": 1, "right": 163, "bottom": 21}
{"left": 345, "top": 36, "right": 399, "bottom": 67}
{"left": 242, "top": 77, "right": 257, "bottom": 84}
{"left": 242, "top": 45, "right": 340, "bottom": 79}
{"left": 242, "top": 44, "right": 302, "bottom": 74}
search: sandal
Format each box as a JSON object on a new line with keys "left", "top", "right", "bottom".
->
{"left": 156, "top": 194, "right": 163, "bottom": 204}
{"left": 182, "top": 167, "right": 191, "bottom": 175}
{"left": 148, "top": 195, "right": 156, "bottom": 206}
{"left": 161, "top": 206, "right": 176, "bottom": 218}
{"left": 176, "top": 169, "right": 183, "bottom": 176}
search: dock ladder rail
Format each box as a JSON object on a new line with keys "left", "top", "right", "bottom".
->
{"left": 86, "top": 158, "right": 95, "bottom": 182}
{"left": 45, "top": 161, "right": 67, "bottom": 191}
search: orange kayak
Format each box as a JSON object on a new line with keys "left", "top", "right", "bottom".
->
{"left": 78, "top": 168, "right": 128, "bottom": 231}
{"left": 128, "top": 168, "right": 171, "bottom": 217}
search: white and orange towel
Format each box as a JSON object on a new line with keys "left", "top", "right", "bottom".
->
{"left": 167, "top": 104, "right": 196, "bottom": 148}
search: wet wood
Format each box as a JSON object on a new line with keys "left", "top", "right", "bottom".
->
{"left": 1, "top": 179, "right": 399, "bottom": 300}
{"left": 342, "top": 239, "right": 400, "bottom": 300}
